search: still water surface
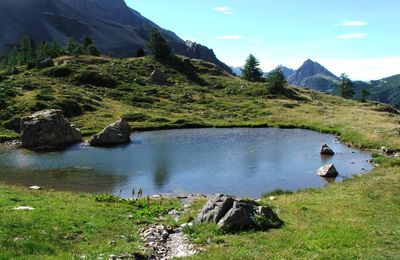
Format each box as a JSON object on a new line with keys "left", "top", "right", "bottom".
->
{"left": 0, "top": 128, "right": 372, "bottom": 198}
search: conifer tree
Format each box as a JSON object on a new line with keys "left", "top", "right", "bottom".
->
{"left": 267, "top": 66, "right": 287, "bottom": 93}
{"left": 148, "top": 29, "right": 171, "bottom": 61}
{"left": 339, "top": 73, "right": 355, "bottom": 99}
{"left": 241, "top": 54, "right": 263, "bottom": 82}
{"left": 136, "top": 48, "right": 145, "bottom": 57}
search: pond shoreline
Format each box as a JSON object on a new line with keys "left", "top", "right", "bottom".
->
{"left": 1, "top": 121, "right": 359, "bottom": 148}
{"left": 0, "top": 128, "right": 373, "bottom": 198}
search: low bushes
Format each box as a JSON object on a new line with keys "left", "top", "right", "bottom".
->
{"left": 74, "top": 70, "right": 117, "bottom": 88}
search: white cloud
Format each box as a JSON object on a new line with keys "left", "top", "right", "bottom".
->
{"left": 216, "top": 35, "right": 243, "bottom": 40}
{"left": 214, "top": 6, "right": 233, "bottom": 15}
{"left": 318, "top": 56, "right": 400, "bottom": 81}
{"left": 336, "top": 33, "right": 368, "bottom": 39}
{"left": 337, "top": 20, "right": 367, "bottom": 27}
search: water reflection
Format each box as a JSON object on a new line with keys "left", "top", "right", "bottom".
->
{"left": 0, "top": 128, "right": 372, "bottom": 198}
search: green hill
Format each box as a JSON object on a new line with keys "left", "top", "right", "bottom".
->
{"left": 367, "top": 74, "right": 400, "bottom": 106}
{"left": 1, "top": 55, "right": 400, "bottom": 259}
{"left": 0, "top": 55, "right": 399, "bottom": 149}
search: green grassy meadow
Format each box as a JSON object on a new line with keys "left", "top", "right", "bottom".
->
{"left": 1, "top": 55, "right": 400, "bottom": 259}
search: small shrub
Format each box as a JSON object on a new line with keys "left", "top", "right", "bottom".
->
{"left": 31, "top": 101, "right": 49, "bottom": 111}
{"left": 36, "top": 93, "right": 55, "bottom": 101}
{"left": 82, "top": 103, "right": 96, "bottom": 112}
{"left": 95, "top": 194, "right": 121, "bottom": 203}
{"left": 45, "top": 66, "right": 73, "bottom": 78}
{"left": 262, "top": 189, "right": 294, "bottom": 197}
{"left": 74, "top": 70, "right": 117, "bottom": 88}
{"left": 148, "top": 117, "right": 170, "bottom": 123}
{"left": 22, "top": 84, "right": 38, "bottom": 91}
{"left": 54, "top": 99, "right": 83, "bottom": 118}
{"left": 3, "top": 117, "right": 21, "bottom": 132}
{"left": 122, "top": 113, "right": 150, "bottom": 122}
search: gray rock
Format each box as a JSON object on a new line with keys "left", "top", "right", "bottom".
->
{"left": 20, "top": 109, "right": 82, "bottom": 150}
{"left": 149, "top": 70, "right": 168, "bottom": 85}
{"left": 196, "top": 194, "right": 282, "bottom": 232}
{"left": 316, "top": 164, "right": 339, "bottom": 178}
{"left": 89, "top": 118, "right": 131, "bottom": 146}
{"left": 320, "top": 144, "right": 335, "bottom": 155}
{"left": 36, "top": 57, "right": 54, "bottom": 69}
{"left": 381, "top": 146, "right": 396, "bottom": 155}
{"left": 217, "top": 201, "right": 255, "bottom": 230}
{"left": 196, "top": 194, "right": 234, "bottom": 223}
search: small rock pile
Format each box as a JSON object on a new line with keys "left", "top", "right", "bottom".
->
{"left": 139, "top": 225, "right": 197, "bottom": 259}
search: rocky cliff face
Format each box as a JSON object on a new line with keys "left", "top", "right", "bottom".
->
{"left": 288, "top": 59, "right": 338, "bottom": 93}
{"left": 0, "top": 0, "right": 232, "bottom": 73}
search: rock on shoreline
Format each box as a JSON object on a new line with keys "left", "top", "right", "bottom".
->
{"left": 196, "top": 194, "right": 283, "bottom": 231}
{"left": 20, "top": 109, "right": 82, "bottom": 150}
{"left": 89, "top": 118, "right": 131, "bottom": 146}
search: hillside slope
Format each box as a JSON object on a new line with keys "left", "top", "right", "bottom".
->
{"left": 367, "top": 74, "right": 400, "bottom": 106}
{"left": 0, "top": 0, "right": 231, "bottom": 73}
{"left": 1, "top": 55, "right": 399, "bottom": 150}
{"left": 1, "top": 56, "right": 400, "bottom": 259}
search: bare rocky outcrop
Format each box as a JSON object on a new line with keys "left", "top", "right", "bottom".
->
{"left": 36, "top": 57, "right": 54, "bottom": 69}
{"left": 149, "top": 70, "right": 169, "bottom": 85}
{"left": 196, "top": 194, "right": 283, "bottom": 232}
{"left": 316, "top": 164, "right": 339, "bottom": 178}
{"left": 20, "top": 109, "right": 82, "bottom": 150}
{"left": 89, "top": 118, "right": 131, "bottom": 146}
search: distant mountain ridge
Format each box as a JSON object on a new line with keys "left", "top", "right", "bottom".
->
{"left": 265, "top": 66, "right": 295, "bottom": 79}
{"left": 363, "top": 74, "right": 400, "bottom": 106}
{"left": 0, "top": 0, "right": 232, "bottom": 73}
{"left": 288, "top": 59, "right": 339, "bottom": 93}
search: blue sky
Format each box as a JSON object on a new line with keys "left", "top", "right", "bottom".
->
{"left": 126, "top": 0, "right": 400, "bottom": 80}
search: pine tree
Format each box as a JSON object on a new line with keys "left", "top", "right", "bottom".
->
{"left": 267, "top": 66, "right": 287, "bottom": 93}
{"left": 87, "top": 44, "right": 100, "bottom": 56}
{"left": 339, "top": 73, "right": 355, "bottom": 99}
{"left": 83, "top": 35, "right": 93, "bottom": 49}
{"left": 66, "top": 38, "right": 79, "bottom": 55}
{"left": 37, "top": 41, "right": 63, "bottom": 59}
{"left": 241, "top": 54, "right": 263, "bottom": 82}
{"left": 360, "top": 88, "right": 370, "bottom": 102}
{"left": 20, "top": 36, "right": 36, "bottom": 64}
{"left": 7, "top": 46, "right": 21, "bottom": 67}
{"left": 148, "top": 29, "right": 171, "bottom": 61}
{"left": 136, "top": 48, "right": 145, "bottom": 57}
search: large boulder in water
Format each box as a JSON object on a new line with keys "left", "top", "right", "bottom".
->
{"left": 20, "top": 109, "right": 82, "bottom": 150}
{"left": 316, "top": 164, "right": 339, "bottom": 178}
{"left": 196, "top": 194, "right": 282, "bottom": 232}
{"left": 89, "top": 118, "right": 131, "bottom": 146}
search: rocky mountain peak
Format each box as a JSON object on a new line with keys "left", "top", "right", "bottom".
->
{"left": 0, "top": 0, "right": 232, "bottom": 73}
{"left": 287, "top": 59, "right": 338, "bottom": 92}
